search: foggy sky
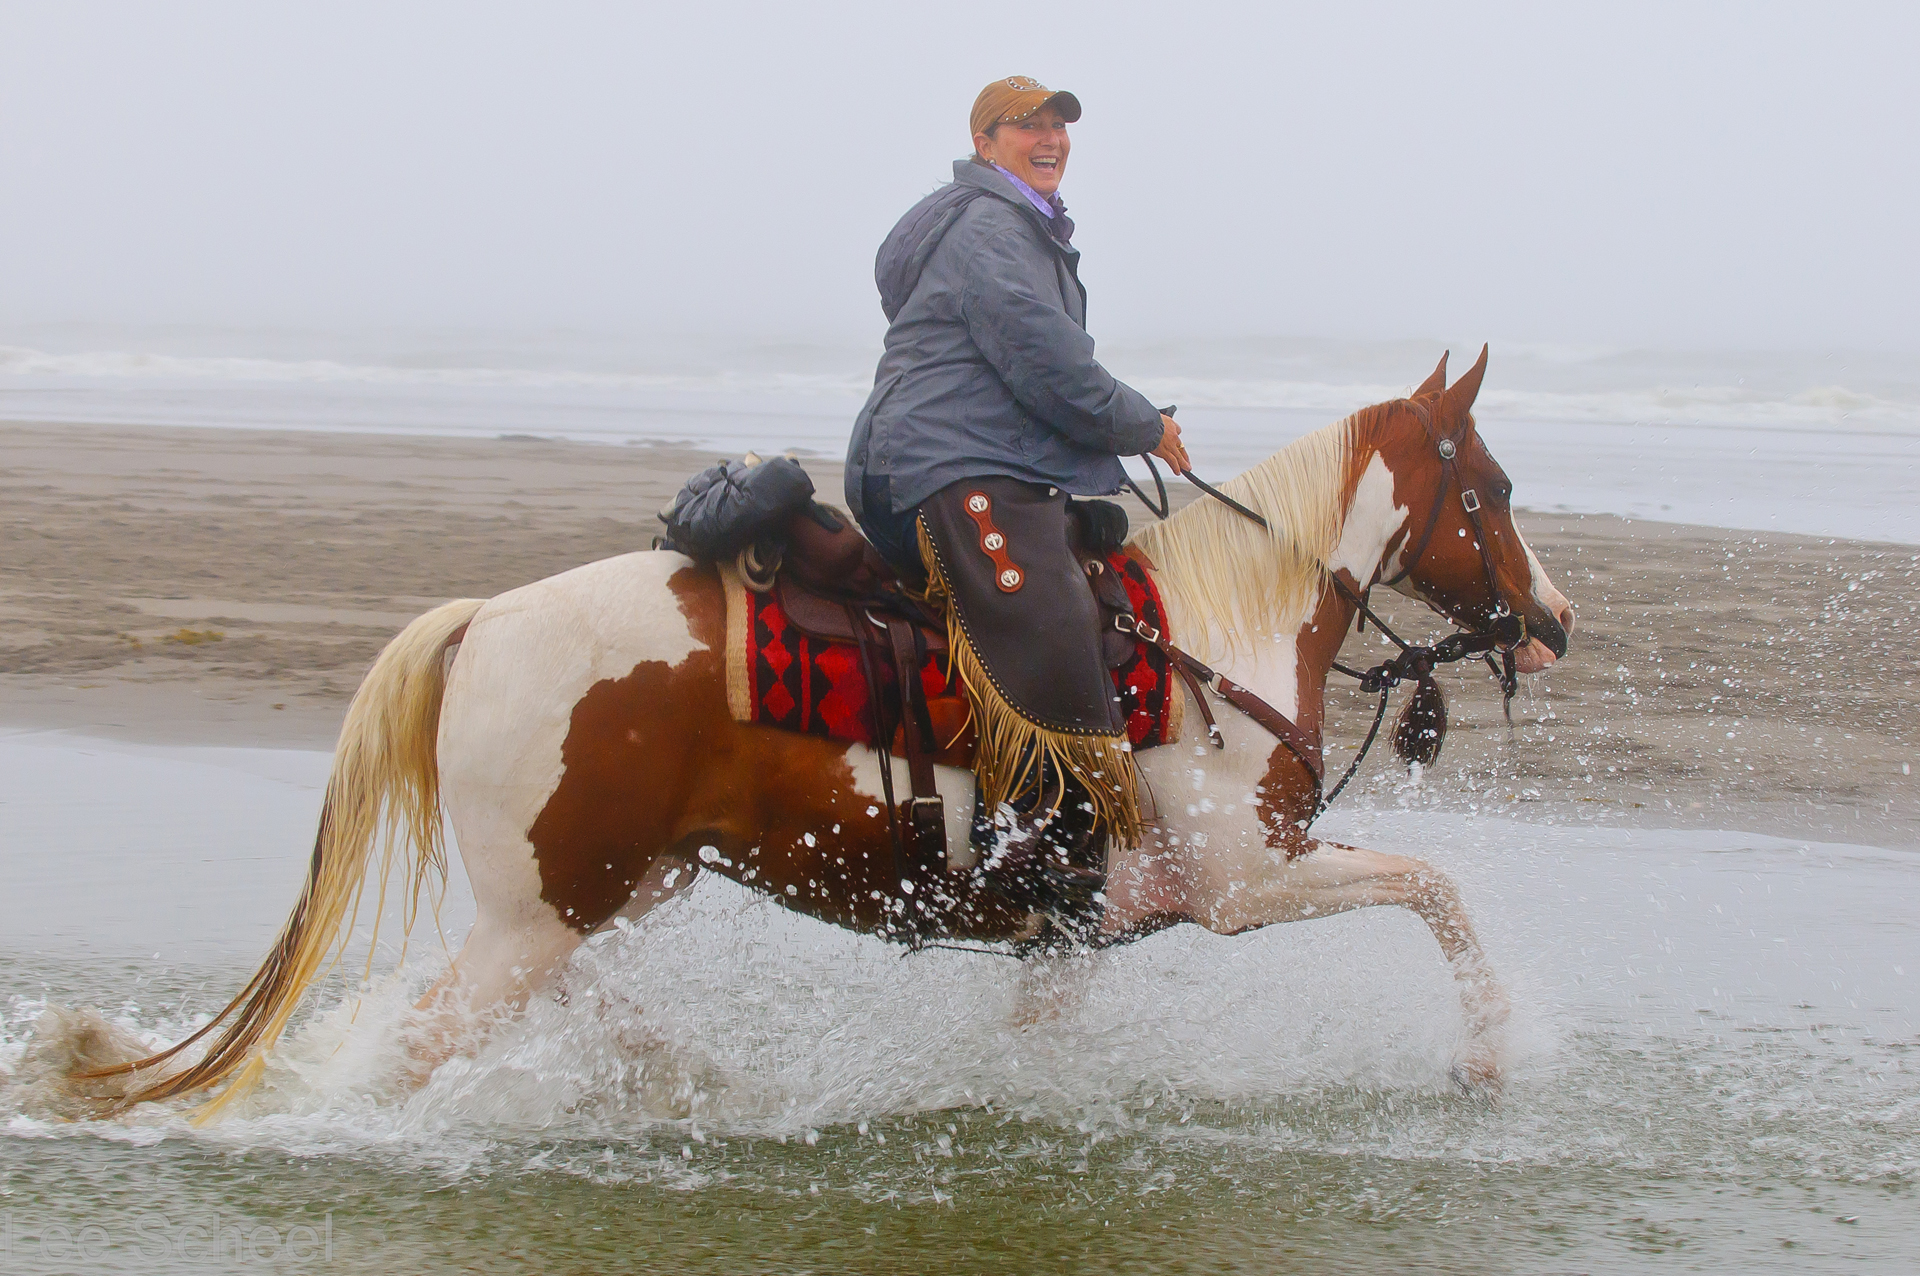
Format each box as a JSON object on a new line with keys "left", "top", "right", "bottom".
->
{"left": 2, "top": 1, "right": 1915, "bottom": 350}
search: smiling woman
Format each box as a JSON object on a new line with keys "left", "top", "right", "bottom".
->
{"left": 845, "top": 76, "right": 1192, "bottom": 916}
{"left": 970, "top": 77, "right": 1076, "bottom": 200}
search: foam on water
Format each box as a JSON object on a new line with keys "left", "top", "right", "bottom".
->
{"left": 4, "top": 342, "right": 1913, "bottom": 431}
{"left": 3, "top": 736, "right": 1918, "bottom": 1267}
{"left": 2, "top": 736, "right": 1915, "bottom": 1200}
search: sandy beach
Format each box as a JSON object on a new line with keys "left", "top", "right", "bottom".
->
{"left": 3, "top": 419, "right": 1914, "bottom": 847}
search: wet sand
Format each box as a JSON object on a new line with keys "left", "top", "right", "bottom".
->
{"left": 3, "top": 420, "right": 1915, "bottom": 847}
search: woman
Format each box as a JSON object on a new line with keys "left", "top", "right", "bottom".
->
{"left": 845, "top": 76, "right": 1190, "bottom": 917}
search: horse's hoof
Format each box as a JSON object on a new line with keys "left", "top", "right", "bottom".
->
{"left": 4, "top": 1006, "right": 156, "bottom": 1121}
{"left": 1448, "top": 1057, "right": 1504, "bottom": 1097}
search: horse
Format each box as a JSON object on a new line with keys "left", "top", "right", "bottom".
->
{"left": 90, "top": 346, "right": 1573, "bottom": 1116}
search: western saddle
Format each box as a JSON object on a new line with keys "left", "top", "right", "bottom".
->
{"left": 745, "top": 502, "right": 957, "bottom": 902}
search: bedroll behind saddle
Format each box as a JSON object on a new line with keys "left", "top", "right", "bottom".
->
{"left": 657, "top": 454, "right": 817, "bottom": 561}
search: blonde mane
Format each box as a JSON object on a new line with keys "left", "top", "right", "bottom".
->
{"left": 1128, "top": 414, "right": 1360, "bottom": 656}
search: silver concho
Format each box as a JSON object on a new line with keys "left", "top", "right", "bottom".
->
{"left": 1437, "top": 438, "right": 1457, "bottom": 460}
{"left": 999, "top": 568, "right": 1022, "bottom": 589}
{"left": 967, "top": 494, "right": 990, "bottom": 514}
{"left": 983, "top": 531, "right": 1005, "bottom": 551}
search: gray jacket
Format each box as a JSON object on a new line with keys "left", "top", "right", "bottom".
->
{"left": 845, "top": 160, "right": 1164, "bottom": 519}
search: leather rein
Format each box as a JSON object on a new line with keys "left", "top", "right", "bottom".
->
{"left": 1124, "top": 404, "right": 1528, "bottom": 820}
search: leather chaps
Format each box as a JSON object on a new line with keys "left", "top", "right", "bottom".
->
{"left": 916, "top": 477, "right": 1141, "bottom": 845}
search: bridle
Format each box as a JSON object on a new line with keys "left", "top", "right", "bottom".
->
{"left": 1374, "top": 399, "right": 1518, "bottom": 636}
{"left": 1353, "top": 396, "right": 1527, "bottom": 703}
{"left": 1125, "top": 400, "right": 1531, "bottom": 815}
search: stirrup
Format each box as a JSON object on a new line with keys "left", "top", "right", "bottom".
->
{"left": 977, "top": 811, "right": 1106, "bottom": 913}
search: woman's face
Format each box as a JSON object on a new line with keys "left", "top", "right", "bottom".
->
{"left": 974, "top": 105, "right": 1071, "bottom": 196}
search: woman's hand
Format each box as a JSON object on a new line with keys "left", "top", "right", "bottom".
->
{"left": 1150, "top": 414, "right": 1191, "bottom": 473}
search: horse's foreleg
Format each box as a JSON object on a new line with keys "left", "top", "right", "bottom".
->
{"left": 1186, "top": 841, "right": 1509, "bottom": 1085}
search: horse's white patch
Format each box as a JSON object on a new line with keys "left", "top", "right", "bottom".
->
{"left": 1134, "top": 719, "right": 1276, "bottom": 870}
{"left": 1133, "top": 454, "right": 1413, "bottom": 858}
{"left": 1331, "top": 453, "right": 1408, "bottom": 586}
{"left": 1210, "top": 630, "right": 1301, "bottom": 724}
{"left": 1517, "top": 529, "right": 1571, "bottom": 620}
{"left": 438, "top": 551, "right": 708, "bottom": 927}
{"left": 1121, "top": 448, "right": 1421, "bottom": 928}
{"left": 845, "top": 750, "right": 980, "bottom": 869}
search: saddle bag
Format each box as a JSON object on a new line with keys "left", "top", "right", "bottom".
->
{"left": 657, "top": 455, "right": 816, "bottom": 560}
{"left": 658, "top": 454, "right": 907, "bottom": 604}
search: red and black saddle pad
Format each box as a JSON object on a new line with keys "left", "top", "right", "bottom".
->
{"left": 730, "top": 550, "right": 1181, "bottom": 758}
{"left": 742, "top": 589, "right": 973, "bottom": 764}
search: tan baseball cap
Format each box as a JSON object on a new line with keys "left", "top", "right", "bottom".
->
{"left": 970, "top": 76, "right": 1082, "bottom": 141}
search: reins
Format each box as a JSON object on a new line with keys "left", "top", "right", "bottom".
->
{"left": 1124, "top": 408, "right": 1528, "bottom": 818}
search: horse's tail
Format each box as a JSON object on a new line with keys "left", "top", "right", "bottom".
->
{"left": 93, "top": 597, "right": 489, "bottom": 1119}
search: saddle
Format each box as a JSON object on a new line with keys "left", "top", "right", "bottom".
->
{"left": 718, "top": 499, "right": 1180, "bottom": 905}
{"left": 726, "top": 503, "right": 959, "bottom": 899}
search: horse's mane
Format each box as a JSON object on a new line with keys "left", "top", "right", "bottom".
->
{"left": 1129, "top": 411, "right": 1371, "bottom": 656}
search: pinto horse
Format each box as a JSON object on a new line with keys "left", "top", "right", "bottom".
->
{"left": 98, "top": 347, "right": 1572, "bottom": 1115}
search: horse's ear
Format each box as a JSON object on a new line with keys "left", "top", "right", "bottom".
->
{"left": 1413, "top": 351, "right": 1448, "bottom": 399}
{"left": 1439, "top": 344, "right": 1489, "bottom": 424}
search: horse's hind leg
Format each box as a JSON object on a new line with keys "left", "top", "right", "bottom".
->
{"left": 400, "top": 787, "right": 580, "bottom": 1080}
{"left": 1186, "top": 841, "right": 1509, "bottom": 1085}
{"left": 405, "top": 855, "right": 700, "bottom": 1084}
{"left": 402, "top": 550, "right": 720, "bottom": 1088}
{"left": 405, "top": 910, "right": 581, "bottom": 1081}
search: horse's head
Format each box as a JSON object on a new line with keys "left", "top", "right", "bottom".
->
{"left": 1376, "top": 347, "right": 1574, "bottom": 673}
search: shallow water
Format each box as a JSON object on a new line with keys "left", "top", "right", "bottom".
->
{"left": 2, "top": 735, "right": 1916, "bottom": 1272}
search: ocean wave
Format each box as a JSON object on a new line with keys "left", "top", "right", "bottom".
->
{"left": 1131, "top": 376, "right": 1919, "bottom": 429}
{"left": 0, "top": 344, "right": 877, "bottom": 399}
{"left": 2, "top": 343, "right": 1914, "bottom": 431}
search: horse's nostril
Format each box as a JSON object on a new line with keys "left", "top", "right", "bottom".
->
{"left": 1557, "top": 603, "right": 1575, "bottom": 634}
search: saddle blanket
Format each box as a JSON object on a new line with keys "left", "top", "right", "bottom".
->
{"left": 721, "top": 550, "right": 1182, "bottom": 759}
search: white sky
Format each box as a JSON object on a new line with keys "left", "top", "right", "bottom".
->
{"left": 1, "top": 1, "right": 1915, "bottom": 350}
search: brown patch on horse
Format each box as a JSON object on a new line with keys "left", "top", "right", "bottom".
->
{"left": 522, "top": 565, "right": 730, "bottom": 929}
{"left": 526, "top": 562, "right": 1034, "bottom": 941}
{"left": 1250, "top": 588, "right": 1355, "bottom": 857}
